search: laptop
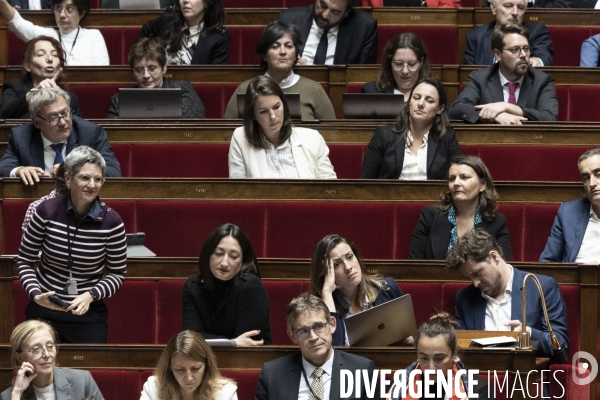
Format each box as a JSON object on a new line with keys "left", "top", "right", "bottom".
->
{"left": 126, "top": 233, "right": 156, "bottom": 257}
{"left": 236, "top": 93, "right": 302, "bottom": 119}
{"left": 119, "top": 0, "right": 161, "bottom": 9}
{"left": 345, "top": 294, "right": 417, "bottom": 346}
{"left": 343, "top": 93, "right": 405, "bottom": 119}
{"left": 119, "top": 88, "right": 182, "bottom": 118}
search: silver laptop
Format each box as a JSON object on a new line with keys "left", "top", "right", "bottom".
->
{"left": 345, "top": 294, "right": 417, "bottom": 346}
{"left": 343, "top": 93, "right": 405, "bottom": 119}
{"left": 236, "top": 93, "right": 302, "bottom": 119}
{"left": 119, "top": 0, "right": 160, "bottom": 9}
{"left": 119, "top": 88, "right": 182, "bottom": 118}
{"left": 126, "top": 233, "right": 156, "bottom": 257}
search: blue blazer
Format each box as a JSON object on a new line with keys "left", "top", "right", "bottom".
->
{"left": 455, "top": 267, "right": 569, "bottom": 359}
{"left": 0, "top": 116, "right": 121, "bottom": 177}
{"left": 332, "top": 276, "right": 403, "bottom": 346}
{"left": 8, "top": 0, "right": 52, "bottom": 8}
{"left": 539, "top": 197, "right": 590, "bottom": 262}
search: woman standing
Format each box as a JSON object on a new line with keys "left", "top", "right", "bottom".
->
{"left": 17, "top": 146, "right": 127, "bottom": 343}
{"left": 139, "top": 0, "right": 229, "bottom": 65}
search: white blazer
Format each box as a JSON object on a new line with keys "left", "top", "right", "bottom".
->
{"left": 140, "top": 376, "right": 238, "bottom": 400}
{"left": 228, "top": 126, "right": 337, "bottom": 179}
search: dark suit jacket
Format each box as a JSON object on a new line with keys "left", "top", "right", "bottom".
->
{"left": 139, "top": 7, "right": 230, "bottom": 64}
{"left": 278, "top": 5, "right": 377, "bottom": 64}
{"left": 332, "top": 276, "right": 403, "bottom": 346}
{"left": 463, "top": 21, "right": 554, "bottom": 66}
{"left": 539, "top": 197, "right": 591, "bottom": 262}
{"left": 255, "top": 350, "right": 380, "bottom": 400}
{"left": 1, "top": 80, "right": 82, "bottom": 119}
{"left": 449, "top": 63, "right": 558, "bottom": 123}
{"left": 0, "top": 116, "right": 121, "bottom": 177}
{"left": 409, "top": 205, "right": 514, "bottom": 260}
{"left": 7, "top": 0, "right": 52, "bottom": 8}
{"left": 455, "top": 266, "right": 569, "bottom": 359}
{"left": 361, "top": 81, "right": 394, "bottom": 94}
{"left": 360, "top": 125, "right": 462, "bottom": 179}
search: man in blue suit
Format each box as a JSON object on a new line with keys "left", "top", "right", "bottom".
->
{"left": 446, "top": 229, "right": 569, "bottom": 359}
{"left": 540, "top": 148, "right": 600, "bottom": 263}
{"left": 0, "top": 87, "right": 121, "bottom": 184}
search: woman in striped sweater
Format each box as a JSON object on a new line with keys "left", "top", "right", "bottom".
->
{"left": 17, "top": 146, "right": 127, "bottom": 343}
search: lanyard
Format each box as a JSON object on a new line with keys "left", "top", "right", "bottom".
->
{"left": 64, "top": 215, "right": 82, "bottom": 294}
{"left": 301, "top": 365, "right": 322, "bottom": 400}
{"left": 58, "top": 26, "right": 80, "bottom": 63}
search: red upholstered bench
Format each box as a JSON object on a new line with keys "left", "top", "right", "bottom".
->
{"left": 327, "top": 144, "right": 366, "bottom": 179}
{"left": 110, "top": 143, "right": 131, "bottom": 177}
{"left": 398, "top": 282, "right": 443, "bottom": 326}
{"left": 221, "top": 370, "right": 261, "bottom": 400}
{"left": 90, "top": 370, "right": 143, "bottom": 400}
{"left": 67, "top": 84, "right": 124, "bottom": 119}
{"left": 104, "top": 281, "right": 157, "bottom": 343}
{"left": 377, "top": 26, "right": 458, "bottom": 64}
{"left": 157, "top": 280, "right": 185, "bottom": 344}
{"left": 394, "top": 202, "right": 434, "bottom": 259}
{"left": 263, "top": 280, "right": 310, "bottom": 344}
{"left": 193, "top": 83, "right": 239, "bottom": 118}
{"left": 522, "top": 204, "right": 560, "bottom": 262}
{"left": 548, "top": 27, "right": 600, "bottom": 67}
{"left": 566, "top": 86, "right": 600, "bottom": 122}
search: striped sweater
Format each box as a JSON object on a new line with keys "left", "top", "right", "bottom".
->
{"left": 17, "top": 194, "right": 127, "bottom": 301}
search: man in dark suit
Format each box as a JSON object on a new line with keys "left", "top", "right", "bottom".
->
{"left": 255, "top": 293, "right": 380, "bottom": 400}
{"left": 540, "top": 148, "right": 600, "bottom": 263}
{"left": 0, "top": 87, "right": 121, "bottom": 185}
{"left": 450, "top": 23, "right": 557, "bottom": 125}
{"left": 278, "top": 0, "right": 377, "bottom": 65}
{"left": 464, "top": 0, "right": 553, "bottom": 66}
{"left": 446, "top": 229, "right": 569, "bottom": 360}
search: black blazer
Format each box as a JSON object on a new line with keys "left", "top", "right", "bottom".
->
{"left": 463, "top": 21, "right": 554, "bottom": 66}
{"left": 278, "top": 5, "right": 377, "bottom": 64}
{"left": 408, "top": 205, "right": 514, "bottom": 260}
{"left": 139, "top": 7, "right": 230, "bottom": 64}
{"left": 1, "top": 80, "right": 82, "bottom": 119}
{"left": 361, "top": 81, "right": 394, "bottom": 94}
{"left": 255, "top": 350, "right": 381, "bottom": 400}
{"left": 360, "top": 125, "right": 462, "bottom": 179}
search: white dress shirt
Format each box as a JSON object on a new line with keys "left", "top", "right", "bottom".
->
{"left": 483, "top": 265, "right": 514, "bottom": 331}
{"left": 298, "top": 350, "right": 335, "bottom": 400}
{"left": 398, "top": 131, "right": 428, "bottom": 180}
{"left": 28, "top": 0, "right": 42, "bottom": 9}
{"left": 302, "top": 20, "right": 339, "bottom": 65}
{"left": 575, "top": 205, "right": 600, "bottom": 264}
{"left": 499, "top": 71, "right": 525, "bottom": 103}
{"left": 264, "top": 139, "right": 300, "bottom": 179}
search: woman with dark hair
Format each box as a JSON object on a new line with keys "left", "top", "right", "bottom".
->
{"left": 141, "top": 330, "right": 237, "bottom": 400}
{"left": 182, "top": 223, "right": 272, "bottom": 345}
{"left": 1, "top": 36, "right": 82, "bottom": 119}
{"left": 224, "top": 20, "right": 335, "bottom": 120}
{"left": 309, "top": 234, "right": 403, "bottom": 346}
{"left": 360, "top": 77, "right": 461, "bottom": 180}
{"left": 139, "top": 0, "right": 229, "bottom": 65}
{"left": 409, "top": 155, "right": 513, "bottom": 260}
{"left": 362, "top": 33, "right": 431, "bottom": 100}
{"left": 228, "top": 75, "right": 336, "bottom": 179}
{"left": 0, "top": 0, "right": 109, "bottom": 65}
{"left": 387, "top": 313, "right": 489, "bottom": 400}
{"left": 106, "top": 37, "right": 204, "bottom": 118}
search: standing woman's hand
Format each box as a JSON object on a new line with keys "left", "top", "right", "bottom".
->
{"left": 11, "top": 362, "right": 37, "bottom": 399}
{"left": 67, "top": 291, "right": 93, "bottom": 315}
{"left": 321, "top": 256, "right": 339, "bottom": 312}
{"left": 33, "top": 291, "right": 68, "bottom": 312}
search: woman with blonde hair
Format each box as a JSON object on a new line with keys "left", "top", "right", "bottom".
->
{"left": 1, "top": 320, "right": 103, "bottom": 400}
{"left": 309, "top": 234, "right": 403, "bottom": 346}
{"left": 141, "top": 330, "right": 237, "bottom": 400}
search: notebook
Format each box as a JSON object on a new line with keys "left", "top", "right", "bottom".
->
{"left": 345, "top": 293, "right": 417, "bottom": 346}
{"left": 126, "top": 233, "right": 156, "bottom": 257}
{"left": 119, "top": 0, "right": 161, "bottom": 9}
{"left": 236, "top": 93, "right": 302, "bottom": 119}
{"left": 342, "top": 93, "right": 405, "bottom": 119}
{"left": 118, "top": 88, "right": 182, "bottom": 118}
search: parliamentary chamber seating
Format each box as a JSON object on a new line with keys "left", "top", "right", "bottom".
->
{"left": 0, "top": 4, "right": 599, "bottom": 400}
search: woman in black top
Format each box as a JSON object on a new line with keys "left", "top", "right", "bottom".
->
{"left": 182, "top": 223, "right": 272, "bottom": 345}
{"left": 139, "top": 0, "right": 229, "bottom": 65}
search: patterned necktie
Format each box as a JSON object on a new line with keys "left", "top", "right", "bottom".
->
{"left": 505, "top": 82, "right": 519, "bottom": 105}
{"left": 313, "top": 29, "right": 329, "bottom": 65}
{"left": 50, "top": 143, "right": 64, "bottom": 165}
{"left": 309, "top": 367, "right": 324, "bottom": 400}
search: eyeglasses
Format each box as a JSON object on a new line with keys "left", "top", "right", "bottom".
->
{"left": 503, "top": 46, "right": 531, "bottom": 56}
{"left": 53, "top": 4, "right": 77, "bottom": 14}
{"left": 22, "top": 343, "right": 56, "bottom": 359}
{"left": 37, "top": 109, "right": 72, "bottom": 126}
{"left": 392, "top": 61, "right": 420, "bottom": 72}
{"left": 294, "top": 322, "right": 328, "bottom": 339}
{"left": 75, "top": 175, "right": 105, "bottom": 186}
{"left": 132, "top": 65, "right": 161, "bottom": 76}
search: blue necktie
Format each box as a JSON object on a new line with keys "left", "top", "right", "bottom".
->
{"left": 50, "top": 143, "right": 64, "bottom": 165}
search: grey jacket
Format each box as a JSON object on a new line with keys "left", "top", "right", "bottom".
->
{"left": 1, "top": 368, "right": 103, "bottom": 400}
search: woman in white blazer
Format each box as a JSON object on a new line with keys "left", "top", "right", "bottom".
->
{"left": 228, "top": 76, "right": 336, "bottom": 179}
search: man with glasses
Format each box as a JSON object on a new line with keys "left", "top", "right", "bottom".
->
{"left": 464, "top": 0, "right": 553, "bottom": 66}
{"left": 255, "top": 293, "right": 380, "bottom": 400}
{"left": 450, "top": 22, "right": 558, "bottom": 125}
{"left": 0, "top": 86, "right": 121, "bottom": 185}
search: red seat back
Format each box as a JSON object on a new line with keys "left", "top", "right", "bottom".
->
{"left": 328, "top": 144, "right": 366, "bottom": 179}
{"left": 90, "top": 370, "right": 142, "bottom": 400}
{"left": 221, "top": 370, "right": 261, "bottom": 400}
{"left": 398, "top": 282, "right": 443, "bottom": 327}
{"left": 263, "top": 280, "right": 310, "bottom": 344}
{"left": 105, "top": 281, "right": 157, "bottom": 343}
{"left": 156, "top": 280, "right": 185, "bottom": 344}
